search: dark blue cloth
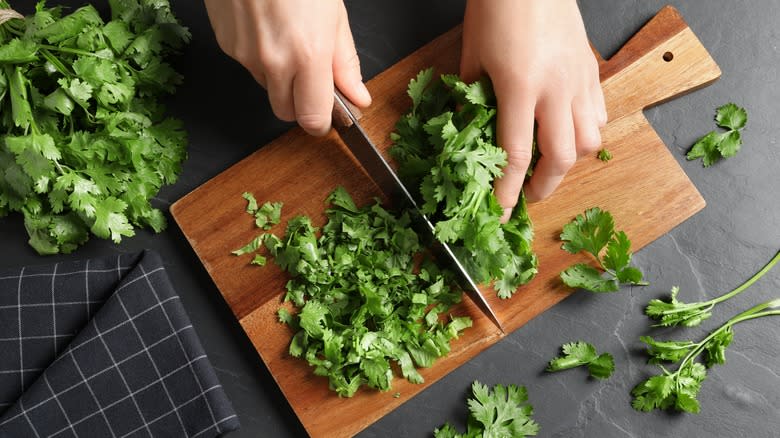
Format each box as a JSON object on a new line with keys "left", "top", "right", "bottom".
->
{"left": 0, "top": 250, "right": 240, "bottom": 437}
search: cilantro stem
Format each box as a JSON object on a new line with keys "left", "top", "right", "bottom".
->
{"left": 39, "top": 49, "right": 72, "bottom": 77}
{"left": 660, "top": 251, "right": 780, "bottom": 316}
{"left": 674, "top": 299, "right": 780, "bottom": 379}
{"left": 37, "top": 44, "right": 112, "bottom": 59}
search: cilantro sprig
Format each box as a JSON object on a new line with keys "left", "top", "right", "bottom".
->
{"left": 632, "top": 299, "right": 780, "bottom": 413}
{"left": 434, "top": 381, "right": 539, "bottom": 438}
{"left": 546, "top": 341, "right": 614, "bottom": 379}
{"left": 234, "top": 188, "right": 472, "bottom": 397}
{"left": 559, "top": 207, "right": 648, "bottom": 292}
{"left": 646, "top": 251, "right": 780, "bottom": 327}
{"left": 390, "top": 68, "right": 538, "bottom": 298}
{"left": 0, "top": 0, "right": 190, "bottom": 254}
{"left": 687, "top": 103, "right": 748, "bottom": 167}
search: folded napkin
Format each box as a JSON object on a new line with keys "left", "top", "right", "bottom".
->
{"left": 0, "top": 250, "right": 240, "bottom": 437}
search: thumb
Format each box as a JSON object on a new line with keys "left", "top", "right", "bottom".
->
{"left": 333, "top": 5, "right": 371, "bottom": 107}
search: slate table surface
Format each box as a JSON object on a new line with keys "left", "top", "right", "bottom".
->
{"left": 1, "top": 1, "right": 778, "bottom": 437}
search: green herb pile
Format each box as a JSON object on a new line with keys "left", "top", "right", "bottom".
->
{"left": 559, "top": 207, "right": 647, "bottom": 292}
{"left": 687, "top": 103, "right": 747, "bottom": 167}
{"left": 390, "top": 68, "right": 537, "bottom": 299}
{"left": 434, "top": 381, "right": 539, "bottom": 438}
{"left": 234, "top": 188, "right": 472, "bottom": 397}
{"left": 546, "top": 341, "right": 614, "bottom": 379}
{"left": 0, "top": 0, "right": 189, "bottom": 254}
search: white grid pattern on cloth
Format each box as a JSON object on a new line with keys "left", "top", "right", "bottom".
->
{"left": 1, "top": 259, "right": 131, "bottom": 405}
{"left": 0, "top": 251, "right": 240, "bottom": 437}
{"left": 139, "top": 264, "right": 220, "bottom": 433}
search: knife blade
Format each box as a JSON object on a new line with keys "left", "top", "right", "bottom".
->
{"left": 331, "top": 89, "right": 505, "bottom": 333}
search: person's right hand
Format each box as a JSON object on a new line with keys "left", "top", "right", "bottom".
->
{"left": 204, "top": 0, "right": 372, "bottom": 136}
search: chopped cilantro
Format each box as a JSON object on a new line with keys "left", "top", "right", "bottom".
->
{"left": 687, "top": 103, "right": 748, "bottom": 167}
{"left": 237, "top": 187, "right": 472, "bottom": 397}
{"left": 546, "top": 341, "right": 614, "bottom": 379}
{"left": 0, "top": 0, "right": 190, "bottom": 254}
{"left": 597, "top": 148, "right": 612, "bottom": 162}
{"left": 559, "top": 208, "right": 647, "bottom": 292}
{"left": 390, "top": 68, "right": 538, "bottom": 299}
{"left": 434, "top": 381, "right": 539, "bottom": 438}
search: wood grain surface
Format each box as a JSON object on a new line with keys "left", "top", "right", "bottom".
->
{"left": 170, "top": 6, "right": 720, "bottom": 437}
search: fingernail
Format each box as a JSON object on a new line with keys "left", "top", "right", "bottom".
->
{"left": 357, "top": 82, "right": 371, "bottom": 106}
{"left": 500, "top": 207, "right": 512, "bottom": 223}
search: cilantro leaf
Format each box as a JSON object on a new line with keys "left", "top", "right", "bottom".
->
{"left": 547, "top": 341, "right": 615, "bottom": 379}
{"left": 559, "top": 208, "right": 647, "bottom": 292}
{"left": 255, "top": 201, "right": 283, "bottom": 230}
{"left": 434, "top": 381, "right": 539, "bottom": 438}
{"left": 715, "top": 103, "right": 747, "bottom": 130}
{"left": 560, "top": 207, "right": 614, "bottom": 258}
{"left": 687, "top": 103, "right": 748, "bottom": 167}
{"left": 560, "top": 263, "right": 618, "bottom": 293}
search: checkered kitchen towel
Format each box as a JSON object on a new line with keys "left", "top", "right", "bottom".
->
{"left": 0, "top": 250, "right": 240, "bottom": 437}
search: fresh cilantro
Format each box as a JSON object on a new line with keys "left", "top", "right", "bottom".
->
{"left": 597, "top": 148, "right": 612, "bottom": 162}
{"left": 231, "top": 234, "right": 266, "bottom": 256}
{"left": 546, "top": 341, "right": 615, "bottom": 379}
{"left": 646, "top": 251, "right": 779, "bottom": 327}
{"left": 0, "top": 0, "right": 190, "bottom": 254}
{"left": 277, "top": 307, "right": 294, "bottom": 325}
{"left": 391, "top": 68, "right": 538, "bottom": 299}
{"left": 238, "top": 187, "right": 472, "bottom": 397}
{"left": 433, "top": 381, "right": 539, "bottom": 438}
{"left": 255, "top": 201, "right": 283, "bottom": 230}
{"left": 687, "top": 103, "right": 748, "bottom": 167}
{"left": 633, "top": 298, "right": 780, "bottom": 413}
{"left": 559, "top": 208, "right": 648, "bottom": 292}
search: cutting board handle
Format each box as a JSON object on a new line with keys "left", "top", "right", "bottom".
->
{"left": 599, "top": 5, "right": 721, "bottom": 121}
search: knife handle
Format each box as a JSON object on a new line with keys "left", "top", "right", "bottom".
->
{"left": 332, "top": 89, "right": 363, "bottom": 129}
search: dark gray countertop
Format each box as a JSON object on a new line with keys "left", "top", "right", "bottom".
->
{"left": 1, "top": 1, "right": 778, "bottom": 437}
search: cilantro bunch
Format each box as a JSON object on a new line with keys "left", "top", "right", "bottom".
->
{"left": 559, "top": 207, "right": 647, "bottom": 292}
{"left": 632, "top": 299, "right": 780, "bottom": 413}
{"left": 434, "top": 381, "right": 539, "bottom": 438}
{"left": 390, "top": 68, "right": 538, "bottom": 298}
{"left": 0, "top": 0, "right": 190, "bottom": 254}
{"left": 236, "top": 188, "right": 472, "bottom": 397}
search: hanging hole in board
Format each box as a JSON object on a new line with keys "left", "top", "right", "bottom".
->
{"left": 663, "top": 51, "right": 674, "bottom": 62}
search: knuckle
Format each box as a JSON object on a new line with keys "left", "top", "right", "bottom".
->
{"left": 503, "top": 147, "right": 534, "bottom": 173}
{"left": 297, "top": 113, "right": 331, "bottom": 136}
{"left": 578, "top": 129, "right": 603, "bottom": 154}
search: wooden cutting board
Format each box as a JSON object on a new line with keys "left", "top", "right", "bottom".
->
{"left": 171, "top": 6, "right": 719, "bottom": 437}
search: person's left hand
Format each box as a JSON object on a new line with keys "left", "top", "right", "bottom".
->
{"left": 460, "top": 0, "right": 607, "bottom": 222}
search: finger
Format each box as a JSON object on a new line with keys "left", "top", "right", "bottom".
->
{"left": 333, "top": 4, "right": 371, "bottom": 108}
{"left": 492, "top": 80, "right": 537, "bottom": 223}
{"left": 572, "top": 93, "right": 602, "bottom": 157}
{"left": 265, "top": 69, "right": 296, "bottom": 122}
{"left": 590, "top": 69, "right": 607, "bottom": 126}
{"left": 525, "top": 98, "right": 576, "bottom": 202}
{"left": 292, "top": 52, "right": 334, "bottom": 136}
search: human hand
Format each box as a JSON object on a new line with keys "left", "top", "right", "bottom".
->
{"left": 204, "top": 0, "right": 372, "bottom": 136}
{"left": 460, "top": 0, "right": 607, "bottom": 221}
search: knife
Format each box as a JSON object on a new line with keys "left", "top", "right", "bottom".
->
{"left": 331, "top": 89, "right": 505, "bottom": 333}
